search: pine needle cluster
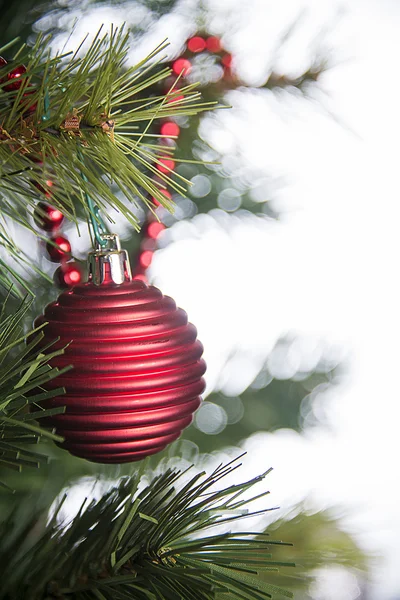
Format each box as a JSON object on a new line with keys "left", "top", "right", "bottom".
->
{"left": 0, "top": 456, "right": 294, "bottom": 600}
{"left": 0, "top": 294, "right": 68, "bottom": 487}
{"left": 0, "top": 26, "right": 219, "bottom": 288}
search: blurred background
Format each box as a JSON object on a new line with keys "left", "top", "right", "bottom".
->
{"left": 2, "top": 0, "right": 400, "bottom": 598}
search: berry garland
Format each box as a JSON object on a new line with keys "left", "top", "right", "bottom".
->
{"left": 1, "top": 54, "right": 83, "bottom": 288}
{"left": 133, "top": 34, "right": 231, "bottom": 283}
{"left": 33, "top": 197, "right": 83, "bottom": 288}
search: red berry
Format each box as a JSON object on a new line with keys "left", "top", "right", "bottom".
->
{"left": 147, "top": 222, "right": 165, "bottom": 239}
{"left": 2, "top": 64, "right": 27, "bottom": 92}
{"left": 54, "top": 262, "right": 82, "bottom": 288}
{"left": 33, "top": 180, "right": 54, "bottom": 199}
{"left": 187, "top": 37, "right": 206, "bottom": 53}
{"left": 46, "top": 235, "right": 71, "bottom": 263}
{"left": 160, "top": 122, "right": 180, "bottom": 138}
{"left": 221, "top": 53, "right": 232, "bottom": 68}
{"left": 157, "top": 158, "right": 175, "bottom": 174}
{"left": 139, "top": 250, "right": 153, "bottom": 269}
{"left": 151, "top": 189, "right": 172, "bottom": 207}
{"left": 172, "top": 58, "right": 192, "bottom": 77}
{"left": 206, "top": 36, "right": 222, "bottom": 53}
{"left": 33, "top": 202, "right": 64, "bottom": 232}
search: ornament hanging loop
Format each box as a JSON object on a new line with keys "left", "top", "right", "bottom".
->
{"left": 88, "top": 233, "right": 132, "bottom": 285}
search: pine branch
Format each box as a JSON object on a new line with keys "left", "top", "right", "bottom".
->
{"left": 0, "top": 455, "right": 294, "bottom": 599}
{"left": 0, "top": 27, "right": 219, "bottom": 287}
{"left": 0, "top": 294, "right": 69, "bottom": 485}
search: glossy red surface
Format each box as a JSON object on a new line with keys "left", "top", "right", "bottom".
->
{"left": 34, "top": 279, "right": 206, "bottom": 463}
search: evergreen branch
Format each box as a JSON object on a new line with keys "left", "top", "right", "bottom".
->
{"left": 0, "top": 295, "right": 68, "bottom": 481}
{"left": 0, "top": 27, "right": 220, "bottom": 286}
{"left": 0, "top": 456, "right": 294, "bottom": 599}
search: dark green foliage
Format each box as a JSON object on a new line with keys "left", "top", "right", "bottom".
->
{"left": 0, "top": 456, "right": 294, "bottom": 599}
{"left": 0, "top": 294, "right": 70, "bottom": 487}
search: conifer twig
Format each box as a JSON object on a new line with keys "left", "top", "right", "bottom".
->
{"left": 0, "top": 455, "right": 294, "bottom": 598}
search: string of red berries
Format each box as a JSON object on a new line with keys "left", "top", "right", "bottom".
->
{"left": 33, "top": 196, "right": 83, "bottom": 288}
{"left": 171, "top": 34, "right": 233, "bottom": 84}
{"left": 1, "top": 55, "right": 83, "bottom": 288}
{"left": 133, "top": 34, "right": 229, "bottom": 282}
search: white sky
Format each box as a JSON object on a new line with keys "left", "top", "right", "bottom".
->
{"left": 42, "top": 1, "right": 400, "bottom": 597}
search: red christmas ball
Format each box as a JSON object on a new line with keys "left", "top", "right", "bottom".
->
{"left": 33, "top": 202, "right": 64, "bottom": 232}
{"left": 2, "top": 64, "right": 26, "bottom": 91}
{"left": 172, "top": 58, "right": 192, "bottom": 77}
{"left": 34, "top": 278, "right": 206, "bottom": 463}
{"left": 187, "top": 36, "right": 207, "bottom": 53}
{"left": 54, "top": 262, "right": 83, "bottom": 288}
{"left": 46, "top": 235, "right": 71, "bottom": 262}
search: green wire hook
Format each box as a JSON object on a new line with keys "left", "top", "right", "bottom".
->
{"left": 42, "top": 80, "right": 108, "bottom": 248}
{"left": 77, "top": 148, "right": 108, "bottom": 248}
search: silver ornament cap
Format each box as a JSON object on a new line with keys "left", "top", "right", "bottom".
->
{"left": 88, "top": 233, "right": 132, "bottom": 285}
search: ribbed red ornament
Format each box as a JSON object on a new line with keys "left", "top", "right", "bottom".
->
{"left": 34, "top": 277, "right": 206, "bottom": 463}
